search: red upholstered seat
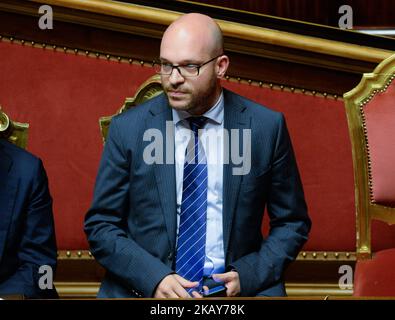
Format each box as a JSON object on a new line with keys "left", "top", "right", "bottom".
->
{"left": 344, "top": 53, "right": 395, "bottom": 296}
{"left": 354, "top": 248, "right": 395, "bottom": 296}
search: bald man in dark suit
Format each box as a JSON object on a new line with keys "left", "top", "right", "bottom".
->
{"left": 85, "top": 13, "right": 311, "bottom": 298}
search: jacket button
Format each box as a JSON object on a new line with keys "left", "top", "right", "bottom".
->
{"left": 168, "top": 252, "right": 173, "bottom": 260}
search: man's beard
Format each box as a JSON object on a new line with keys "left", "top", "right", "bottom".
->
{"left": 164, "top": 88, "right": 192, "bottom": 111}
{"left": 163, "top": 79, "right": 218, "bottom": 114}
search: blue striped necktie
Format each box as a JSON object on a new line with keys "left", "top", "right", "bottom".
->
{"left": 175, "top": 116, "right": 208, "bottom": 293}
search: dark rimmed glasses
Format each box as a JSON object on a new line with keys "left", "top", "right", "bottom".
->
{"left": 154, "top": 54, "right": 223, "bottom": 77}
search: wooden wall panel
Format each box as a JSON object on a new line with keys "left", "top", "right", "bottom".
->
{"left": 180, "top": 0, "right": 395, "bottom": 27}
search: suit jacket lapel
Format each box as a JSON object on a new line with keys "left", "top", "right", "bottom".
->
{"left": 148, "top": 95, "right": 178, "bottom": 251}
{"left": 0, "top": 142, "right": 15, "bottom": 262}
{"left": 222, "top": 90, "right": 250, "bottom": 264}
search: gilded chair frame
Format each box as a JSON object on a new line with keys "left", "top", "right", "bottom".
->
{"left": 99, "top": 74, "right": 163, "bottom": 143}
{"left": 0, "top": 107, "right": 29, "bottom": 149}
{"left": 343, "top": 54, "right": 395, "bottom": 260}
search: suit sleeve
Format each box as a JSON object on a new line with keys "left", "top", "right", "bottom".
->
{"left": 84, "top": 117, "right": 173, "bottom": 297}
{"left": 0, "top": 159, "right": 58, "bottom": 298}
{"left": 229, "top": 113, "right": 311, "bottom": 296}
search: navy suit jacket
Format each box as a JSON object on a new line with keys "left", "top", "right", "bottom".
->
{"left": 0, "top": 139, "right": 57, "bottom": 298}
{"left": 85, "top": 89, "right": 311, "bottom": 298}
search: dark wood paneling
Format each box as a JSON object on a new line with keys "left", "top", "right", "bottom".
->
{"left": 0, "top": 11, "right": 162, "bottom": 61}
{"left": 121, "top": 0, "right": 395, "bottom": 50}
{"left": 180, "top": 0, "right": 395, "bottom": 27}
{"left": 56, "top": 259, "right": 105, "bottom": 282}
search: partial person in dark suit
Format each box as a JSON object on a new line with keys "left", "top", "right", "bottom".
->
{"left": 0, "top": 138, "right": 57, "bottom": 298}
{"left": 85, "top": 13, "right": 311, "bottom": 298}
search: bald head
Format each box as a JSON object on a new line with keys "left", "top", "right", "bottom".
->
{"left": 161, "top": 13, "right": 223, "bottom": 60}
{"left": 159, "top": 13, "right": 229, "bottom": 115}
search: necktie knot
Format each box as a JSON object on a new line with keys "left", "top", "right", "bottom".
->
{"left": 187, "top": 116, "right": 207, "bottom": 134}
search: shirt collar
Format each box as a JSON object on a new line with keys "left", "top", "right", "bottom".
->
{"left": 172, "top": 91, "right": 224, "bottom": 126}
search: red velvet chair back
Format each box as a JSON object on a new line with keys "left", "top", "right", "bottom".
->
{"left": 344, "top": 53, "right": 395, "bottom": 260}
{"left": 344, "top": 54, "right": 395, "bottom": 296}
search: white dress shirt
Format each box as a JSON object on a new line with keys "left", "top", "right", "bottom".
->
{"left": 172, "top": 92, "right": 225, "bottom": 276}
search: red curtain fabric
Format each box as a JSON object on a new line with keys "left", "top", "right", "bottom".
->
{"left": 1, "top": 40, "right": 395, "bottom": 251}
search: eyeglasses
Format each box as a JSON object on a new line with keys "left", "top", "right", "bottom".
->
{"left": 154, "top": 54, "right": 223, "bottom": 77}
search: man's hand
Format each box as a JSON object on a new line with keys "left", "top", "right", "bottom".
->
{"left": 212, "top": 271, "right": 241, "bottom": 297}
{"left": 154, "top": 274, "right": 203, "bottom": 298}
